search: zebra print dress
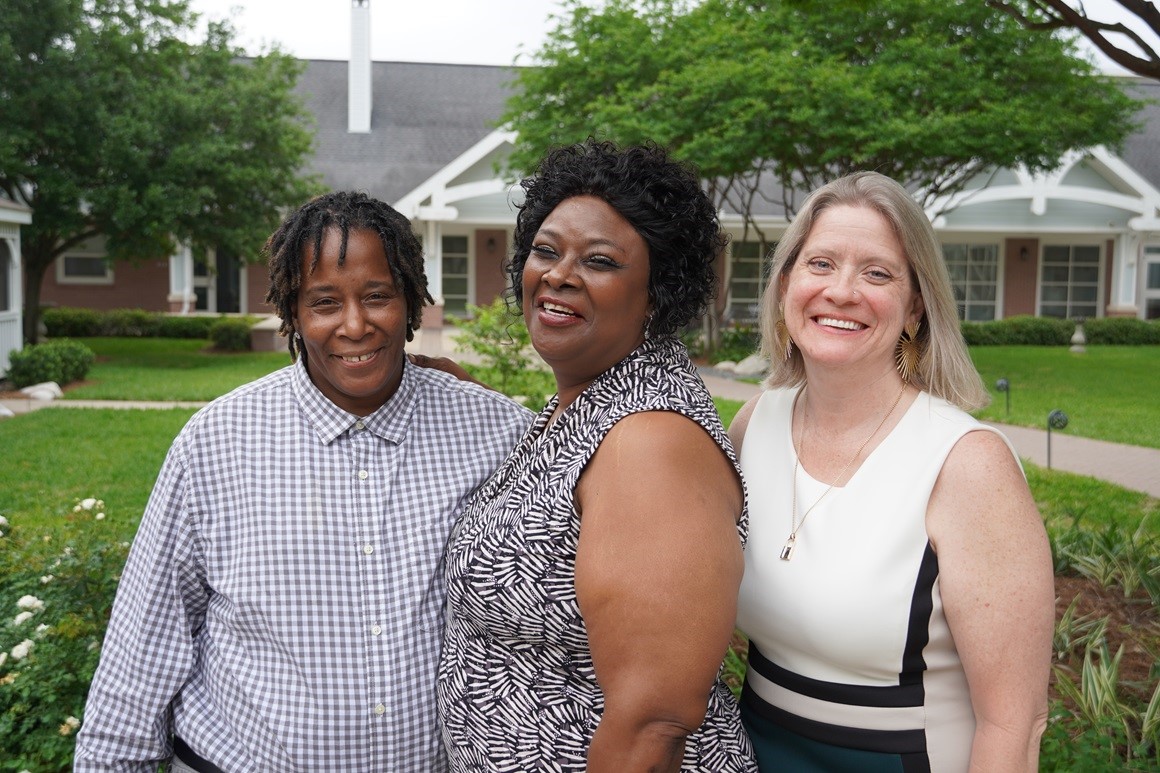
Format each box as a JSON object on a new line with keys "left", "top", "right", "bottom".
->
{"left": 437, "top": 335, "right": 757, "bottom": 772}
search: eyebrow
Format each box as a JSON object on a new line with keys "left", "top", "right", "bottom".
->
{"left": 302, "top": 279, "right": 396, "bottom": 295}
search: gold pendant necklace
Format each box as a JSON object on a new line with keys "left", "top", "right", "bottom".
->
{"left": 780, "top": 383, "right": 907, "bottom": 561}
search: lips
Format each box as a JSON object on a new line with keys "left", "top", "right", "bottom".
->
{"left": 536, "top": 297, "right": 583, "bottom": 320}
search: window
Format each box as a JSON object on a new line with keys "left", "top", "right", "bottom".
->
{"left": 943, "top": 243, "right": 998, "bottom": 321}
{"left": 1039, "top": 244, "right": 1100, "bottom": 319}
{"left": 1144, "top": 246, "right": 1160, "bottom": 321}
{"left": 442, "top": 235, "right": 470, "bottom": 317}
{"left": 57, "top": 253, "right": 113, "bottom": 285}
{"left": 728, "top": 241, "right": 772, "bottom": 325}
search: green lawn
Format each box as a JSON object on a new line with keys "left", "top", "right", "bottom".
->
{"left": 0, "top": 408, "right": 195, "bottom": 535}
{"left": 970, "top": 346, "right": 1160, "bottom": 449}
{"left": 64, "top": 337, "right": 290, "bottom": 402}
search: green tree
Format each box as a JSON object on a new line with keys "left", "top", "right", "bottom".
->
{"left": 0, "top": 0, "right": 320, "bottom": 343}
{"left": 504, "top": 0, "right": 1140, "bottom": 242}
{"left": 987, "top": 0, "right": 1160, "bottom": 81}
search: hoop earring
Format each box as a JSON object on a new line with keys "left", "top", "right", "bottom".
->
{"left": 895, "top": 319, "right": 923, "bottom": 383}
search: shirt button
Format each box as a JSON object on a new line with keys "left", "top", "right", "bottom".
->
{"left": 363, "top": 544, "right": 374, "bottom": 555}
{"left": 354, "top": 420, "right": 366, "bottom": 430}
{"left": 357, "top": 470, "right": 368, "bottom": 480}
{"left": 371, "top": 624, "right": 382, "bottom": 636}
{"left": 374, "top": 703, "right": 386, "bottom": 716}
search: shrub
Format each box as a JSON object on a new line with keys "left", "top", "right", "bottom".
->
{"left": 0, "top": 500, "right": 129, "bottom": 772}
{"left": 712, "top": 326, "right": 760, "bottom": 364}
{"left": 1084, "top": 317, "right": 1160, "bottom": 345}
{"left": 157, "top": 315, "right": 219, "bottom": 339}
{"left": 962, "top": 315, "right": 1073, "bottom": 346}
{"left": 451, "top": 299, "right": 538, "bottom": 394}
{"left": 41, "top": 307, "right": 102, "bottom": 338}
{"left": 6, "top": 340, "right": 96, "bottom": 388}
{"left": 208, "top": 318, "right": 253, "bottom": 352}
{"left": 100, "top": 308, "right": 162, "bottom": 337}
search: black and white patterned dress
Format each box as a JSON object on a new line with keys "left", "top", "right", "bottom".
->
{"left": 437, "top": 336, "right": 758, "bottom": 772}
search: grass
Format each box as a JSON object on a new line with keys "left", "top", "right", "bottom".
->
{"left": 0, "top": 408, "right": 195, "bottom": 536}
{"left": 63, "top": 337, "right": 289, "bottom": 402}
{"left": 970, "top": 346, "right": 1160, "bottom": 449}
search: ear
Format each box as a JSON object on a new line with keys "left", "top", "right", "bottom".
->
{"left": 909, "top": 293, "right": 925, "bottom": 328}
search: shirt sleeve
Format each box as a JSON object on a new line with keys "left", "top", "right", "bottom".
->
{"left": 74, "top": 430, "right": 208, "bottom": 772}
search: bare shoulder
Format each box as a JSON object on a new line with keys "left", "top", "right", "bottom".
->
{"left": 601, "top": 410, "right": 723, "bottom": 466}
{"left": 727, "top": 393, "right": 764, "bottom": 457}
{"left": 929, "top": 427, "right": 1039, "bottom": 550}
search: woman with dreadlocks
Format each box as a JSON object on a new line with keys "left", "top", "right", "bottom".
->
{"left": 76, "top": 191, "right": 531, "bottom": 772}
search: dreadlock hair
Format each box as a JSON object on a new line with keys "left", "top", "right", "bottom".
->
{"left": 263, "top": 191, "right": 432, "bottom": 360}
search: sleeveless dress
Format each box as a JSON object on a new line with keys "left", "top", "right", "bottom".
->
{"left": 437, "top": 336, "right": 758, "bottom": 772}
{"left": 735, "top": 388, "right": 1021, "bottom": 773}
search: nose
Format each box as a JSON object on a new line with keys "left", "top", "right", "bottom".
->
{"left": 540, "top": 255, "right": 578, "bottom": 289}
{"left": 822, "top": 270, "right": 859, "bottom": 304}
{"left": 337, "top": 302, "right": 371, "bottom": 339}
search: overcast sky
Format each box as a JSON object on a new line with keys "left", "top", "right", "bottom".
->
{"left": 184, "top": 0, "right": 1150, "bottom": 73}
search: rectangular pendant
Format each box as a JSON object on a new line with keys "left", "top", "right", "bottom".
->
{"left": 780, "top": 535, "right": 796, "bottom": 561}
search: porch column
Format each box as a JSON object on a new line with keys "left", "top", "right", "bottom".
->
{"left": 419, "top": 219, "right": 445, "bottom": 340}
{"left": 167, "top": 244, "right": 197, "bottom": 314}
{"left": 1106, "top": 233, "right": 1140, "bottom": 317}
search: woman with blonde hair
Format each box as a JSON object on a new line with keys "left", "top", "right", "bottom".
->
{"left": 731, "top": 171, "right": 1053, "bottom": 771}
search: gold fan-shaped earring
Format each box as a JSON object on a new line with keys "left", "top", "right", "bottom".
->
{"left": 895, "top": 319, "right": 922, "bottom": 383}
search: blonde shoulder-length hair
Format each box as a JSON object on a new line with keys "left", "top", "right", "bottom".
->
{"left": 759, "top": 171, "right": 989, "bottom": 411}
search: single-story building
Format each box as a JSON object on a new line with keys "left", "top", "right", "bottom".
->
{"left": 35, "top": 2, "right": 1160, "bottom": 328}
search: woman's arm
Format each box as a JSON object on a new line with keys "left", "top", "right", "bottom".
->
{"left": 927, "top": 430, "right": 1054, "bottom": 773}
{"left": 575, "top": 411, "right": 745, "bottom": 773}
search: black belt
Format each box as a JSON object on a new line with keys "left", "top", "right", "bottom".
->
{"left": 173, "top": 736, "right": 228, "bottom": 773}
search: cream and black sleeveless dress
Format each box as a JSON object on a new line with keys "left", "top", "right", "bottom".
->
{"left": 736, "top": 387, "right": 1020, "bottom": 773}
{"left": 437, "top": 336, "right": 758, "bottom": 772}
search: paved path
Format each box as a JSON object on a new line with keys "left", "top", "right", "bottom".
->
{"left": 3, "top": 330, "right": 1157, "bottom": 498}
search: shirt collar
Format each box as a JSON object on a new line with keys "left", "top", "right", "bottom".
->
{"left": 290, "top": 356, "right": 417, "bottom": 445}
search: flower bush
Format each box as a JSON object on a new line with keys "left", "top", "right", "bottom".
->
{"left": 0, "top": 499, "right": 129, "bottom": 772}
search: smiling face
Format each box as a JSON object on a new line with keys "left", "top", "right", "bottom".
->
{"left": 523, "top": 195, "right": 652, "bottom": 405}
{"left": 781, "top": 204, "right": 924, "bottom": 381}
{"left": 293, "top": 227, "right": 409, "bottom": 416}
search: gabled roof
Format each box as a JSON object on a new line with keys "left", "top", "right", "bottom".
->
{"left": 294, "top": 60, "right": 516, "bottom": 203}
{"left": 1121, "top": 78, "right": 1160, "bottom": 192}
{"left": 0, "top": 197, "right": 32, "bottom": 225}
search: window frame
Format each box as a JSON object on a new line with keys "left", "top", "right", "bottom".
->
{"left": 56, "top": 251, "right": 114, "bottom": 286}
{"left": 1037, "top": 241, "right": 1103, "bottom": 320}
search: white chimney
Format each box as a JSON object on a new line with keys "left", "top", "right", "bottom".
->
{"left": 349, "top": 0, "right": 372, "bottom": 133}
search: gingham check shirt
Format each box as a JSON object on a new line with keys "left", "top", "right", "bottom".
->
{"left": 75, "top": 358, "right": 532, "bottom": 772}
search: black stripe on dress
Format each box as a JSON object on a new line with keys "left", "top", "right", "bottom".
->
{"left": 747, "top": 644, "right": 924, "bottom": 708}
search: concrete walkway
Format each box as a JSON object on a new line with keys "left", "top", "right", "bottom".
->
{"left": 3, "top": 329, "right": 1157, "bottom": 499}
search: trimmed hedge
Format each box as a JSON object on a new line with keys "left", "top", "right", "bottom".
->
{"left": 6, "top": 339, "right": 96, "bottom": 388}
{"left": 41, "top": 307, "right": 256, "bottom": 340}
{"left": 961, "top": 315, "right": 1160, "bottom": 346}
{"left": 208, "top": 318, "right": 253, "bottom": 351}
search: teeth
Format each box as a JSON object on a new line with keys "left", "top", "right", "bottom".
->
{"left": 817, "top": 317, "right": 864, "bottom": 330}
{"left": 543, "top": 302, "right": 576, "bottom": 316}
{"left": 342, "top": 352, "right": 375, "bottom": 363}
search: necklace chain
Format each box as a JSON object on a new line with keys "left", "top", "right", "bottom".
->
{"left": 780, "top": 383, "right": 907, "bottom": 561}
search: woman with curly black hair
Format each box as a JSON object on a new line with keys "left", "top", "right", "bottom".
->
{"left": 437, "top": 140, "right": 758, "bottom": 772}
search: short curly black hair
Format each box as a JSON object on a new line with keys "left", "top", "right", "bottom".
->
{"left": 263, "top": 191, "right": 432, "bottom": 360}
{"left": 508, "top": 139, "right": 727, "bottom": 338}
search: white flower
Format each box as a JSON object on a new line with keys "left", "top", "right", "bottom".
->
{"left": 35, "top": 624, "right": 49, "bottom": 636}
{"left": 0, "top": 531, "right": 4, "bottom": 538}
{"left": 0, "top": 515, "right": 8, "bottom": 527}
{"left": 40, "top": 575, "right": 54, "bottom": 585}
{"left": 73, "top": 505, "right": 81, "bottom": 513}
{"left": 96, "top": 512, "right": 106, "bottom": 520}
{"left": 16, "top": 595, "right": 44, "bottom": 612}
{"left": 59, "top": 715, "right": 81, "bottom": 735}
{"left": 11, "top": 639, "right": 34, "bottom": 660}
{"left": 0, "top": 651, "right": 7, "bottom": 667}
{"left": 13, "top": 611, "right": 33, "bottom": 626}
{"left": 79, "top": 497, "right": 98, "bottom": 510}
